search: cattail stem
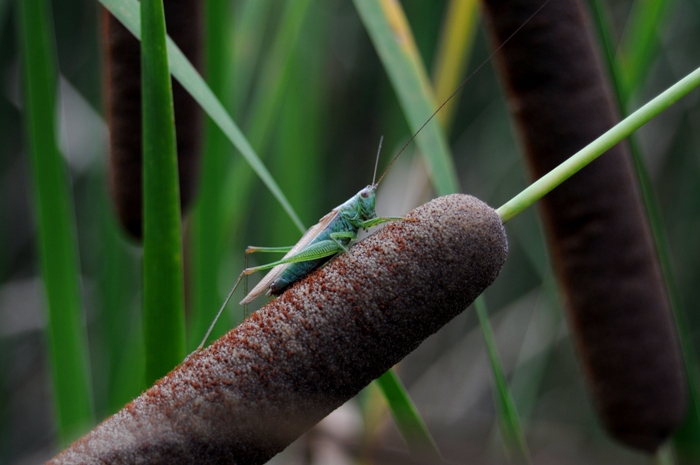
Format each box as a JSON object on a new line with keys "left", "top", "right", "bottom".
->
{"left": 496, "top": 63, "right": 700, "bottom": 224}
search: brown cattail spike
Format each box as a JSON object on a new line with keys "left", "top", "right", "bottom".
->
{"left": 481, "top": 0, "right": 686, "bottom": 452}
{"left": 48, "top": 194, "right": 508, "bottom": 464}
{"left": 103, "top": 1, "right": 202, "bottom": 240}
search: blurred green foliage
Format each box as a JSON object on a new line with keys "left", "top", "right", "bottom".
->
{"left": 2, "top": 0, "right": 700, "bottom": 463}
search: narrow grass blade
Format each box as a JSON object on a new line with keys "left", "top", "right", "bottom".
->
{"left": 189, "top": 0, "right": 233, "bottom": 349}
{"left": 353, "top": 0, "right": 469, "bottom": 454}
{"left": 428, "top": 4, "right": 530, "bottom": 457}
{"left": 17, "top": 0, "right": 93, "bottom": 443}
{"left": 245, "top": 0, "right": 311, "bottom": 153}
{"left": 589, "top": 1, "right": 700, "bottom": 460}
{"left": 475, "top": 297, "right": 530, "bottom": 462}
{"left": 353, "top": 0, "right": 460, "bottom": 196}
{"left": 431, "top": 0, "right": 479, "bottom": 130}
{"left": 232, "top": 0, "right": 273, "bottom": 117}
{"left": 220, "top": 0, "right": 313, "bottom": 244}
{"left": 93, "top": 177, "right": 144, "bottom": 413}
{"left": 497, "top": 64, "right": 700, "bottom": 223}
{"left": 140, "top": 0, "right": 186, "bottom": 381}
{"left": 99, "top": 0, "right": 305, "bottom": 233}
{"left": 616, "top": 0, "right": 673, "bottom": 101}
{"left": 506, "top": 278, "right": 562, "bottom": 424}
{"left": 265, "top": 4, "right": 327, "bottom": 248}
{"left": 375, "top": 370, "right": 442, "bottom": 460}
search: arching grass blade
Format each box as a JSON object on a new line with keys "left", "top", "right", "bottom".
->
{"left": 99, "top": 0, "right": 304, "bottom": 232}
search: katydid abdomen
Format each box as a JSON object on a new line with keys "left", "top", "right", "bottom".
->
{"left": 269, "top": 256, "right": 332, "bottom": 295}
{"left": 205, "top": 184, "right": 403, "bottom": 342}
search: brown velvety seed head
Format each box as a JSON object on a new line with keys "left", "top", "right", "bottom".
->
{"left": 103, "top": 2, "right": 202, "bottom": 240}
{"left": 48, "top": 195, "right": 507, "bottom": 465}
{"left": 481, "top": 0, "right": 686, "bottom": 453}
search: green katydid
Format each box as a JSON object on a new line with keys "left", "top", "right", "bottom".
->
{"left": 199, "top": 138, "right": 406, "bottom": 349}
{"left": 239, "top": 142, "right": 401, "bottom": 305}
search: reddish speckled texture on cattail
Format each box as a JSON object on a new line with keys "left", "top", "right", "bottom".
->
{"left": 48, "top": 195, "right": 507, "bottom": 465}
{"left": 102, "top": 2, "right": 202, "bottom": 240}
{"left": 481, "top": 0, "right": 686, "bottom": 453}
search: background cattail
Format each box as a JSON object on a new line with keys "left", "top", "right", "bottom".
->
{"left": 481, "top": 0, "right": 686, "bottom": 452}
{"left": 103, "top": 0, "right": 202, "bottom": 239}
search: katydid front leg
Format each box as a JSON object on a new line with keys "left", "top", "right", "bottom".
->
{"left": 360, "top": 216, "right": 406, "bottom": 229}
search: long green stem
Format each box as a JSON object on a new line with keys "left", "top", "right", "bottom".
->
{"left": 497, "top": 65, "right": 700, "bottom": 223}
{"left": 141, "top": 0, "right": 186, "bottom": 382}
{"left": 18, "top": 0, "right": 93, "bottom": 443}
{"left": 189, "top": 0, "right": 231, "bottom": 350}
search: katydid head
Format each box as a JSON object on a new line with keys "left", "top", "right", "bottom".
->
{"left": 358, "top": 184, "right": 377, "bottom": 220}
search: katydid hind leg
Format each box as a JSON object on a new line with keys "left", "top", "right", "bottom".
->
{"left": 199, "top": 271, "right": 246, "bottom": 350}
{"left": 202, "top": 240, "right": 349, "bottom": 349}
{"left": 248, "top": 239, "right": 348, "bottom": 270}
{"left": 200, "top": 250, "right": 296, "bottom": 349}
